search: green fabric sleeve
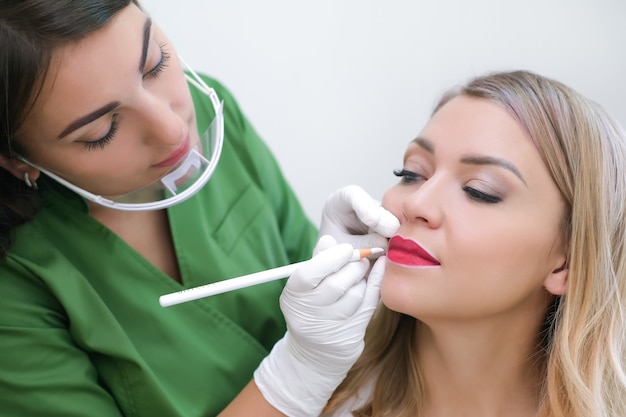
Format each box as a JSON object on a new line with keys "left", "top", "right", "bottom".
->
{"left": 0, "top": 260, "right": 125, "bottom": 417}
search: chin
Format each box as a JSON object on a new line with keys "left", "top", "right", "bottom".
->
{"left": 380, "top": 273, "right": 414, "bottom": 314}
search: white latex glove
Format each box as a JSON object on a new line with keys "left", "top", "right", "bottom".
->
{"left": 318, "top": 185, "right": 400, "bottom": 253}
{"left": 254, "top": 235, "right": 387, "bottom": 417}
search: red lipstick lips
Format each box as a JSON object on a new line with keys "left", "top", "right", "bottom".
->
{"left": 388, "top": 235, "right": 440, "bottom": 267}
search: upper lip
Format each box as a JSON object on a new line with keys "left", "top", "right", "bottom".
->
{"left": 153, "top": 134, "right": 190, "bottom": 167}
{"left": 388, "top": 235, "right": 440, "bottom": 265}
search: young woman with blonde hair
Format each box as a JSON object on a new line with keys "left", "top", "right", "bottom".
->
{"left": 324, "top": 70, "right": 626, "bottom": 417}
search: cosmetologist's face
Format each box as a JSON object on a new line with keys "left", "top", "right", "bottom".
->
{"left": 16, "top": 3, "right": 197, "bottom": 200}
{"left": 381, "top": 96, "right": 567, "bottom": 324}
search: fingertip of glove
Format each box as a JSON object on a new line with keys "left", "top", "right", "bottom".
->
{"left": 326, "top": 242, "right": 356, "bottom": 259}
{"left": 372, "top": 254, "right": 387, "bottom": 269}
{"left": 369, "top": 256, "right": 387, "bottom": 285}
{"left": 320, "top": 234, "right": 336, "bottom": 243}
{"left": 315, "top": 235, "right": 338, "bottom": 253}
{"left": 305, "top": 242, "right": 356, "bottom": 277}
{"left": 375, "top": 209, "right": 401, "bottom": 237}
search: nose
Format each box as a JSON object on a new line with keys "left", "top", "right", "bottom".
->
{"left": 136, "top": 92, "right": 185, "bottom": 147}
{"left": 400, "top": 176, "right": 444, "bottom": 229}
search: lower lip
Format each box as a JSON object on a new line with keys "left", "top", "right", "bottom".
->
{"left": 153, "top": 135, "right": 191, "bottom": 168}
{"left": 388, "top": 249, "right": 439, "bottom": 267}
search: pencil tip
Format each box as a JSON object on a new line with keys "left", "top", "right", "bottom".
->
{"left": 358, "top": 247, "right": 385, "bottom": 258}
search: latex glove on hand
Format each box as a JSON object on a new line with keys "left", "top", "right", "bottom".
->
{"left": 254, "top": 235, "right": 387, "bottom": 417}
{"left": 318, "top": 185, "right": 400, "bottom": 252}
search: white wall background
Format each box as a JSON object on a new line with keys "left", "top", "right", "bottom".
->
{"left": 142, "top": 0, "right": 626, "bottom": 224}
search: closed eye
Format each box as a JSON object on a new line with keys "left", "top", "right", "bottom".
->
{"left": 462, "top": 186, "right": 502, "bottom": 203}
{"left": 393, "top": 168, "right": 427, "bottom": 184}
{"left": 143, "top": 42, "right": 171, "bottom": 80}
{"left": 81, "top": 114, "right": 119, "bottom": 151}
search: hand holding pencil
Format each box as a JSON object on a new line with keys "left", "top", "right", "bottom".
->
{"left": 160, "top": 240, "right": 382, "bottom": 307}
{"left": 254, "top": 235, "right": 387, "bottom": 416}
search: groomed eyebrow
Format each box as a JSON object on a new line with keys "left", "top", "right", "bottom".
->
{"left": 411, "top": 137, "right": 435, "bottom": 153}
{"left": 138, "top": 18, "right": 152, "bottom": 72}
{"left": 410, "top": 137, "right": 527, "bottom": 186}
{"left": 460, "top": 155, "right": 527, "bottom": 186}
{"left": 58, "top": 101, "right": 121, "bottom": 139}
{"left": 57, "top": 18, "right": 152, "bottom": 139}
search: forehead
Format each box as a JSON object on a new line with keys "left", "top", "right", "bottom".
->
{"left": 417, "top": 95, "right": 532, "bottom": 154}
{"left": 21, "top": 4, "right": 147, "bottom": 141}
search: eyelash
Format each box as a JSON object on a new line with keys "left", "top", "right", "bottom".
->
{"left": 393, "top": 168, "right": 502, "bottom": 204}
{"left": 462, "top": 186, "right": 502, "bottom": 204}
{"left": 82, "top": 115, "right": 119, "bottom": 151}
{"left": 144, "top": 42, "right": 171, "bottom": 80}
{"left": 393, "top": 168, "right": 425, "bottom": 184}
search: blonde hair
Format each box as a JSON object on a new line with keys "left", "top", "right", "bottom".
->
{"left": 325, "top": 70, "right": 626, "bottom": 417}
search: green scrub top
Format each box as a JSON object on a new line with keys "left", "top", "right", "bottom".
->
{"left": 0, "top": 75, "right": 318, "bottom": 416}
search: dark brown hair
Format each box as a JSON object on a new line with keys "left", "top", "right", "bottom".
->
{"left": 0, "top": 0, "right": 137, "bottom": 259}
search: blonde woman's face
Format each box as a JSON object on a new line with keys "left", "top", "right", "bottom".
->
{"left": 16, "top": 3, "right": 198, "bottom": 199}
{"left": 381, "top": 96, "right": 567, "bottom": 323}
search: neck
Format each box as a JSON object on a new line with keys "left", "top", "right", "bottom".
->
{"left": 88, "top": 202, "right": 181, "bottom": 282}
{"left": 416, "top": 312, "right": 548, "bottom": 417}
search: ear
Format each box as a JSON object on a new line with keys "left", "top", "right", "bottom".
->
{"left": 544, "top": 258, "right": 568, "bottom": 295}
{"left": 0, "top": 154, "right": 40, "bottom": 182}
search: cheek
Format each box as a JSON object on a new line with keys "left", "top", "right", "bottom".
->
{"left": 446, "top": 222, "right": 558, "bottom": 300}
{"left": 166, "top": 70, "right": 192, "bottom": 107}
{"left": 156, "top": 49, "right": 192, "bottom": 106}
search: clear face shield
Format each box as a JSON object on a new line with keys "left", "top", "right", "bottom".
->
{"left": 21, "top": 57, "right": 224, "bottom": 211}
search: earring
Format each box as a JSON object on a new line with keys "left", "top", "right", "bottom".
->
{"left": 24, "top": 172, "right": 38, "bottom": 190}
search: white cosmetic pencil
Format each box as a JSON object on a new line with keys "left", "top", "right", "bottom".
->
{"left": 159, "top": 247, "right": 384, "bottom": 307}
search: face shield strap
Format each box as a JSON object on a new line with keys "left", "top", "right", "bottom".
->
{"left": 19, "top": 57, "right": 225, "bottom": 211}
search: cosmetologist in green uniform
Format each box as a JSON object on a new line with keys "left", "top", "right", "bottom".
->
{"left": 0, "top": 75, "right": 318, "bottom": 416}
